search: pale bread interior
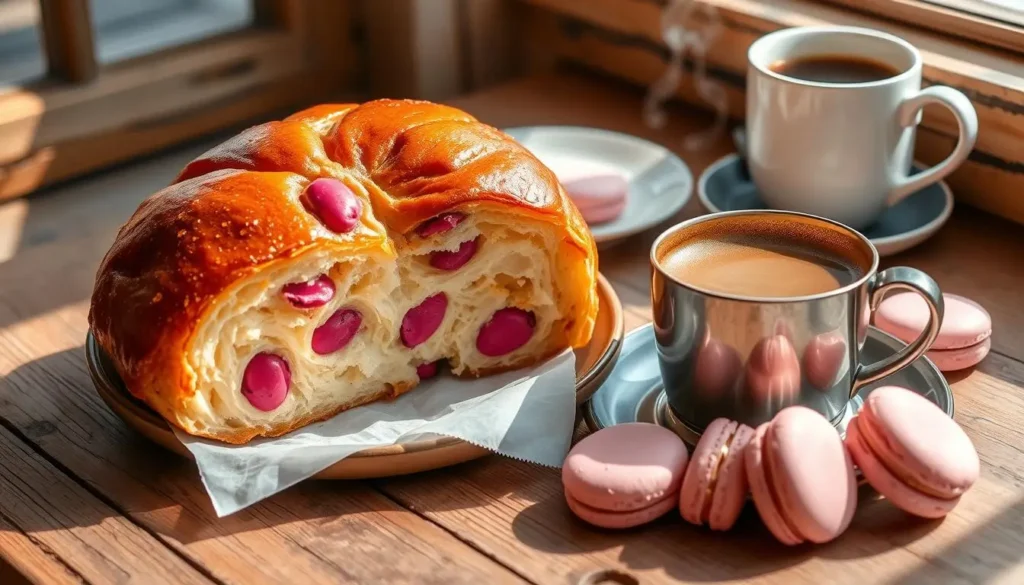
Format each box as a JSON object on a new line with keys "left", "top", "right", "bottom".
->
{"left": 179, "top": 210, "right": 570, "bottom": 437}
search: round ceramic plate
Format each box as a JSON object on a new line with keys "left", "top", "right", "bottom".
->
{"left": 585, "top": 323, "right": 953, "bottom": 445}
{"left": 88, "top": 275, "right": 624, "bottom": 480}
{"left": 504, "top": 126, "right": 693, "bottom": 247}
{"left": 698, "top": 153, "right": 954, "bottom": 257}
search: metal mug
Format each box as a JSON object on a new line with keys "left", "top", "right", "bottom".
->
{"left": 650, "top": 210, "right": 943, "bottom": 433}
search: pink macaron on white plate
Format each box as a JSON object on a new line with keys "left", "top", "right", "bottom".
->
{"left": 504, "top": 126, "right": 693, "bottom": 247}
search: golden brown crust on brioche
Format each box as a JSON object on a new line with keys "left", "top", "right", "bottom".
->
{"left": 89, "top": 99, "right": 598, "bottom": 442}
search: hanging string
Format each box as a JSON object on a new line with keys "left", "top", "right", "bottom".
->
{"left": 642, "top": 0, "right": 728, "bottom": 152}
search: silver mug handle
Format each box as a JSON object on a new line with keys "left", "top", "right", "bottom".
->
{"left": 852, "top": 266, "right": 944, "bottom": 397}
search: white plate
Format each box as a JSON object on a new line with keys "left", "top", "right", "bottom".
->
{"left": 504, "top": 126, "right": 693, "bottom": 247}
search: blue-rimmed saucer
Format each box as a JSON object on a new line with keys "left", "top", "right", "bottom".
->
{"left": 698, "top": 154, "right": 953, "bottom": 257}
{"left": 584, "top": 324, "right": 953, "bottom": 447}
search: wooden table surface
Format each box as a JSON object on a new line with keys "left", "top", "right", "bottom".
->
{"left": 1, "top": 72, "right": 1022, "bottom": 585}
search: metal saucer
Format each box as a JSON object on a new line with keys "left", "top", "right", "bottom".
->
{"left": 585, "top": 324, "right": 954, "bottom": 444}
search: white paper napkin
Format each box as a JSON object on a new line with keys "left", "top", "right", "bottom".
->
{"left": 175, "top": 350, "right": 577, "bottom": 516}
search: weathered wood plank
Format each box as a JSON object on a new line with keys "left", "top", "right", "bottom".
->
{"left": 0, "top": 424, "right": 213, "bottom": 584}
{"left": 0, "top": 516, "right": 85, "bottom": 585}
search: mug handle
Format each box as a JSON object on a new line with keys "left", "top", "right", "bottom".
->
{"left": 887, "top": 86, "right": 978, "bottom": 206}
{"left": 851, "top": 267, "right": 944, "bottom": 397}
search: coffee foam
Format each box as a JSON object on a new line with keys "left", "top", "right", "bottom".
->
{"left": 656, "top": 213, "right": 874, "bottom": 279}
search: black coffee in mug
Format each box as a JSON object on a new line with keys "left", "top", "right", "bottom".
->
{"left": 770, "top": 54, "right": 900, "bottom": 83}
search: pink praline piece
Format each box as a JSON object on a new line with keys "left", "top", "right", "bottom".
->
{"left": 401, "top": 293, "right": 448, "bottom": 348}
{"left": 417, "top": 213, "right": 465, "bottom": 237}
{"left": 304, "top": 178, "right": 362, "bottom": 234}
{"left": 282, "top": 274, "right": 335, "bottom": 308}
{"left": 311, "top": 309, "right": 362, "bottom": 355}
{"left": 242, "top": 353, "right": 291, "bottom": 412}
{"left": 430, "top": 237, "right": 479, "bottom": 271}
{"left": 416, "top": 361, "right": 440, "bottom": 379}
{"left": 476, "top": 308, "right": 536, "bottom": 357}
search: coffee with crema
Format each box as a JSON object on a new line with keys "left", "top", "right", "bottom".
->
{"left": 660, "top": 235, "right": 863, "bottom": 298}
{"left": 652, "top": 211, "right": 942, "bottom": 435}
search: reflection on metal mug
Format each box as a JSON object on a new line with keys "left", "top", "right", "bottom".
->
{"left": 650, "top": 210, "right": 944, "bottom": 433}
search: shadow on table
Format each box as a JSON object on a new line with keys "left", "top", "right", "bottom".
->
{"left": 504, "top": 483, "right": 1024, "bottom": 583}
{"left": 880, "top": 493, "right": 1024, "bottom": 584}
{"left": 377, "top": 451, "right": 1024, "bottom": 583}
{"left": 514, "top": 496, "right": 811, "bottom": 582}
{"left": 6, "top": 345, "right": 1022, "bottom": 584}
{"left": 375, "top": 455, "right": 805, "bottom": 582}
{"left": 943, "top": 354, "right": 1015, "bottom": 386}
{"left": 1, "top": 347, "right": 472, "bottom": 549}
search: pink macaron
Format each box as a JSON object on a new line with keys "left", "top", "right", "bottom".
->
{"left": 562, "top": 423, "right": 689, "bottom": 529}
{"left": 927, "top": 337, "right": 992, "bottom": 372}
{"left": 565, "top": 492, "right": 679, "bottom": 530}
{"left": 561, "top": 173, "right": 629, "bottom": 225}
{"left": 845, "top": 385, "right": 979, "bottom": 519}
{"left": 679, "top": 418, "right": 755, "bottom": 531}
{"left": 874, "top": 292, "right": 992, "bottom": 371}
{"left": 746, "top": 406, "right": 857, "bottom": 545}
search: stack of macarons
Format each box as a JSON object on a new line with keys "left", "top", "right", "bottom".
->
{"left": 559, "top": 172, "right": 629, "bottom": 225}
{"left": 874, "top": 292, "right": 992, "bottom": 372}
{"left": 675, "top": 406, "right": 857, "bottom": 544}
{"left": 562, "top": 386, "right": 980, "bottom": 544}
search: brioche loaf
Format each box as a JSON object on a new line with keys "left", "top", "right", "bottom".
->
{"left": 89, "top": 100, "right": 599, "bottom": 443}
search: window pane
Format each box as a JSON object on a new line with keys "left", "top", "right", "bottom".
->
{"left": 923, "top": 0, "right": 1024, "bottom": 27}
{"left": 0, "top": 0, "right": 45, "bottom": 87}
{"left": 91, "top": 0, "right": 253, "bottom": 65}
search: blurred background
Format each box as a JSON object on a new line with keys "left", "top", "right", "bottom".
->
{"left": 0, "top": 0, "right": 518, "bottom": 204}
{"left": 0, "top": 0, "right": 1020, "bottom": 212}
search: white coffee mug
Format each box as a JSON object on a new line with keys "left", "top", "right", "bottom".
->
{"left": 746, "top": 26, "right": 978, "bottom": 230}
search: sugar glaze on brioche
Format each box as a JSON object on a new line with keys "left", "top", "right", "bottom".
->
{"left": 89, "top": 100, "right": 599, "bottom": 444}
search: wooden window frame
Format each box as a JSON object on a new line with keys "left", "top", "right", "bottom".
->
{"left": 513, "top": 0, "right": 1024, "bottom": 226}
{"left": 822, "top": 0, "right": 1023, "bottom": 54}
{"left": 0, "top": 0, "right": 357, "bottom": 202}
